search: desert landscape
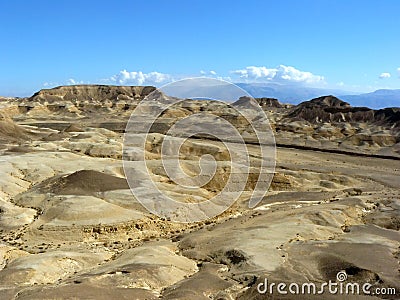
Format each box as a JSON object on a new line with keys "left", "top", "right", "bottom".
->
{"left": 0, "top": 84, "right": 398, "bottom": 299}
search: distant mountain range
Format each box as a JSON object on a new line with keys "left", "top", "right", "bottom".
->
{"left": 236, "top": 83, "right": 350, "bottom": 104}
{"left": 236, "top": 83, "right": 400, "bottom": 109}
{"left": 339, "top": 89, "right": 400, "bottom": 109}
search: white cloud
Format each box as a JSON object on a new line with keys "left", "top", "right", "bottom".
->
{"left": 397, "top": 67, "right": 400, "bottom": 77}
{"left": 379, "top": 72, "right": 391, "bottom": 79}
{"left": 109, "top": 70, "right": 172, "bottom": 86}
{"left": 43, "top": 79, "right": 84, "bottom": 88}
{"left": 199, "top": 70, "right": 217, "bottom": 76}
{"left": 217, "top": 76, "right": 232, "bottom": 82}
{"left": 43, "top": 81, "right": 59, "bottom": 87}
{"left": 66, "top": 78, "right": 85, "bottom": 85}
{"left": 231, "top": 65, "right": 324, "bottom": 84}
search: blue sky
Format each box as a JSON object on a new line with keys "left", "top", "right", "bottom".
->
{"left": 0, "top": 0, "right": 399, "bottom": 96}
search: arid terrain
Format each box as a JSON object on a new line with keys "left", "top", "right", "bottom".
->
{"left": 0, "top": 85, "right": 399, "bottom": 299}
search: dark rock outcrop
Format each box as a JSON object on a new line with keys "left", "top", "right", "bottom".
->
{"left": 233, "top": 96, "right": 283, "bottom": 109}
{"left": 35, "top": 170, "right": 129, "bottom": 196}
{"left": 255, "top": 97, "right": 283, "bottom": 109}
{"left": 286, "top": 95, "right": 400, "bottom": 128}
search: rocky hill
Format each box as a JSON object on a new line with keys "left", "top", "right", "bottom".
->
{"left": 286, "top": 95, "right": 400, "bottom": 128}
{"left": 254, "top": 97, "right": 284, "bottom": 109}
{"left": 29, "top": 85, "right": 156, "bottom": 104}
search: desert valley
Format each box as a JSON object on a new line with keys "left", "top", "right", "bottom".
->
{"left": 0, "top": 85, "right": 399, "bottom": 299}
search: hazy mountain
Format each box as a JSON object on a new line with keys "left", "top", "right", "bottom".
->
{"left": 236, "top": 83, "right": 354, "bottom": 104}
{"left": 236, "top": 83, "right": 400, "bottom": 109}
{"left": 339, "top": 89, "right": 400, "bottom": 109}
